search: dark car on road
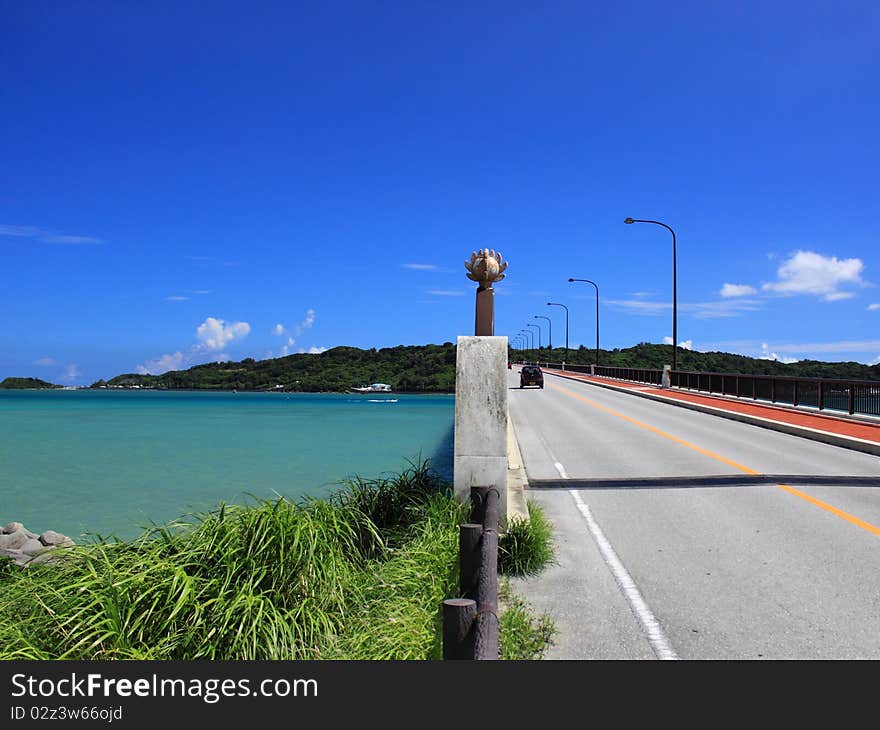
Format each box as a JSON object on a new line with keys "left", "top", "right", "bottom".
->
{"left": 520, "top": 365, "right": 544, "bottom": 389}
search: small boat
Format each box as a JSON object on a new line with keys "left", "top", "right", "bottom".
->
{"left": 349, "top": 382, "right": 393, "bottom": 394}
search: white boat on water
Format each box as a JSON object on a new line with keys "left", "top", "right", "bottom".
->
{"left": 349, "top": 382, "right": 393, "bottom": 394}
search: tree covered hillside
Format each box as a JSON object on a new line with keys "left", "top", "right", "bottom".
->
{"left": 86, "top": 340, "right": 880, "bottom": 393}
{"left": 94, "top": 343, "right": 458, "bottom": 392}
{"left": 536, "top": 342, "right": 880, "bottom": 381}
{"left": 0, "top": 377, "right": 61, "bottom": 389}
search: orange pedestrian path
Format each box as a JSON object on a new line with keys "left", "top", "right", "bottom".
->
{"left": 544, "top": 369, "right": 880, "bottom": 445}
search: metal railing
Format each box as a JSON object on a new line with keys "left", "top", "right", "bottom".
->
{"left": 672, "top": 370, "right": 880, "bottom": 417}
{"left": 526, "top": 360, "right": 880, "bottom": 418}
{"left": 442, "top": 486, "right": 500, "bottom": 660}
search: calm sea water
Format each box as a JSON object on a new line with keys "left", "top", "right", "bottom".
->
{"left": 0, "top": 390, "right": 455, "bottom": 541}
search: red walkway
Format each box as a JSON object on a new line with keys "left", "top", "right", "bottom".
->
{"left": 543, "top": 369, "right": 880, "bottom": 446}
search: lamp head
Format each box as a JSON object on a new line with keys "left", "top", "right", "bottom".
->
{"left": 567, "top": 277, "right": 574, "bottom": 282}
{"left": 624, "top": 217, "right": 634, "bottom": 224}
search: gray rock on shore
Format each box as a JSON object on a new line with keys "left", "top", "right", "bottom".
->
{"left": 1, "top": 522, "right": 76, "bottom": 567}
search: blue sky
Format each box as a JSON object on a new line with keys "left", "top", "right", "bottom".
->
{"left": 3, "top": 1, "right": 879, "bottom": 385}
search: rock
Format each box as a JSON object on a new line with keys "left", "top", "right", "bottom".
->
{"left": 39, "top": 530, "right": 69, "bottom": 546}
{"left": 2, "top": 522, "right": 24, "bottom": 534}
{"left": 0, "top": 531, "right": 30, "bottom": 550}
{"left": 21, "top": 538, "right": 47, "bottom": 556}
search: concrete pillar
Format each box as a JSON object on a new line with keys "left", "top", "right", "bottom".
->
{"left": 590, "top": 364, "right": 595, "bottom": 376}
{"left": 453, "top": 335, "right": 508, "bottom": 522}
{"left": 662, "top": 364, "right": 671, "bottom": 388}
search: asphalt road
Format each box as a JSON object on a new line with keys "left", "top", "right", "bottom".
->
{"left": 507, "top": 367, "right": 880, "bottom": 659}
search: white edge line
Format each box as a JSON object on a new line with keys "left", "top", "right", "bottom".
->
{"left": 569, "top": 489, "right": 679, "bottom": 660}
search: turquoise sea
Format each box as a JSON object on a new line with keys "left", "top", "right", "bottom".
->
{"left": 0, "top": 390, "right": 455, "bottom": 541}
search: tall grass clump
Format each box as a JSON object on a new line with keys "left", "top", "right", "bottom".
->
{"left": 498, "top": 500, "right": 554, "bottom": 577}
{"left": 0, "top": 461, "right": 465, "bottom": 660}
{"left": 0, "top": 462, "right": 557, "bottom": 660}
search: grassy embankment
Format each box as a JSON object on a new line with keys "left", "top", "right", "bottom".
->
{"left": 0, "top": 462, "right": 554, "bottom": 660}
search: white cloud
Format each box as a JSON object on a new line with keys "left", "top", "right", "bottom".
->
{"left": 33, "top": 357, "right": 57, "bottom": 366}
{"left": 762, "top": 250, "right": 865, "bottom": 301}
{"left": 303, "top": 346, "right": 328, "bottom": 354}
{"left": 608, "top": 299, "right": 669, "bottom": 316}
{"left": 720, "top": 283, "right": 758, "bottom": 298}
{"left": 270, "top": 309, "right": 316, "bottom": 357}
{"left": 0, "top": 225, "right": 40, "bottom": 237}
{"left": 663, "top": 337, "right": 693, "bottom": 349}
{"left": 42, "top": 234, "right": 101, "bottom": 244}
{"left": 295, "top": 309, "right": 315, "bottom": 335}
{"left": 426, "top": 290, "right": 466, "bottom": 297}
{"left": 60, "top": 364, "right": 82, "bottom": 382}
{"left": 689, "top": 299, "right": 762, "bottom": 319}
{"left": 0, "top": 225, "right": 101, "bottom": 244}
{"left": 867, "top": 303, "right": 880, "bottom": 311}
{"left": 137, "top": 351, "right": 187, "bottom": 375}
{"left": 138, "top": 317, "right": 251, "bottom": 374}
{"left": 186, "top": 289, "right": 213, "bottom": 295}
{"left": 759, "top": 343, "right": 799, "bottom": 364}
{"left": 165, "top": 295, "right": 188, "bottom": 301}
{"left": 196, "top": 317, "right": 250, "bottom": 350}
{"left": 402, "top": 263, "right": 439, "bottom": 270}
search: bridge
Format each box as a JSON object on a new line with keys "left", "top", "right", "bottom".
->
{"left": 504, "top": 363, "right": 880, "bottom": 660}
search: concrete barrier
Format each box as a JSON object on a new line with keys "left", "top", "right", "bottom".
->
{"left": 453, "top": 336, "right": 508, "bottom": 521}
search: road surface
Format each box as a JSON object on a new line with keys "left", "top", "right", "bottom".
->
{"left": 508, "top": 367, "right": 880, "bottom": 659}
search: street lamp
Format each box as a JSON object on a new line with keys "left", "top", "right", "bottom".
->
{"left": 534, "top": 315, "right": 552, "bottom": 352}
{"left": 520, "top": 329, "right": 532, "bottom": 350}
{"left": 568, "top": 278, "right": 600, "bottom": 367}
{"left": 547, "top": 302, "right": 569, "bottom": 363}
{"left": 625, "top": 217, "right": 678, "bottom": 372}
{"left": 526, "top": 323, "right": 541, "bottom": 350}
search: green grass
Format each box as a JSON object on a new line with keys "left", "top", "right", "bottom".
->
{"left": 0, "top": 462, "right": 555, "bottom": 660}
{"left": 498, "top": 500, "right": 555, "bottom": 577}
{"left": 498, "top": 578, "right": 556, "bottom": 660}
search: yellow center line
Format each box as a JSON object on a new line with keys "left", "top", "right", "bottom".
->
{"left": 551, "top": 382, "right": 880, "bottom": 537}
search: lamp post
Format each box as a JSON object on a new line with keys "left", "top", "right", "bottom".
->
{"left": 520, "top": 329, "right": 532, "bottom": 350}
{"left": 568, "top": 278, "right": 600, "bottom": 366}
{"left": 534, "top": 315, "right": 552, "bottom": 352}
{"left": 624, "top": 217, "right": 677, "bottom": 372}
{"left": 527, "top": 323, "right": 541, "bottom": 350}
{"left": 547, "top": 302, "right": 569, "bottom": 363}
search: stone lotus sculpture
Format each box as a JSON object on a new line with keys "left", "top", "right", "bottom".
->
{"left": 465, "top": 249, "right": 507, "bottom": 290}
{"left": 465, "top": 248, "right": 507, "bottom": 336}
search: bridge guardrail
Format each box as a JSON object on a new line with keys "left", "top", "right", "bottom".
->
{"left": 441, "top": 486, "right": 499, "bottom": 660}
{"left": 672, "top": 370, "right": 880, "bottom": 417}
{"left": 529, "top": 361, "right": 880, "bottom": 418}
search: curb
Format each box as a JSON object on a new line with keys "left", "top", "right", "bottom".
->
{"left": 546, "top": 370, "right": 880, "bottom": 458}
{"left": 506, "top": 412, "right": 530, "bottom": 523}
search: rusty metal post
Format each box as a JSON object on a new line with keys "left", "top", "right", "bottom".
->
{"left": 483, "top": 488, "right": 500, "bottom": 533}
{"left": 470, "top": 485, "right": 488, "bottom": 525}
{"left": 470, "top": 485, "right": 500, "bottom": 531}
{"left": 459, "top": 523, "right": 482, "bottom": 599}
{"left": 443, "top": 598, "right": 477, "bottom": 659}
{"left": 474, "top": 527, "right": 499, "bottom": 659}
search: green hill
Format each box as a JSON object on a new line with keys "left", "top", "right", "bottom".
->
{"left": 546, "top": 342, "right": 880, "bottom": 381}
{"left": 95, "top": 343, "right": 459, "bottom": 392}
{"left": 87, "top": 340, "right": 880, "bottom": 392}
{"left": 0, "top": 377, "right": 61, "bottom": 389}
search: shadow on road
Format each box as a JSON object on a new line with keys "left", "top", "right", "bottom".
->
{"left": 527, "top": 474, "right": 880, "bottom": 490}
